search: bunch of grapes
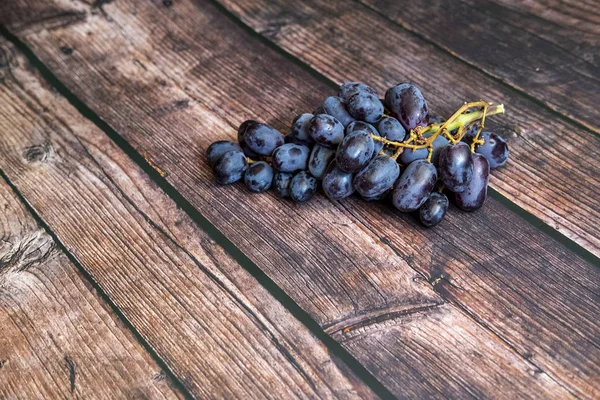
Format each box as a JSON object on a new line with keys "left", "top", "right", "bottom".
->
{"left": 207, "top": 82, "right": 509, "bottom": 227}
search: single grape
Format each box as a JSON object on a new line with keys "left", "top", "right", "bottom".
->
{"left": 430, "top": 135, "right": 450, "bottom": 166}
{"left": 346, "top": 121, "right": 378, "bottom": 136}
{"left": 273, "top": 171, "right": 294, "bottom": 198}
{"left": 377, "top": 117, "right": 406, "bottom": 141}
{"left": 206, "top": 141, "right": 242, "bottom": 166}
{"left": 438, "top": 142, "right": 474, "bottom": 192}
{"left": 323, "top": 96, "right": 356, "bottom": 127}
{"left": 453, "top": 153, "right": 490, "bottom": 211}
{"left": 238, "top": 120, "right": 260, "bottom": 158}
{"left": 338, "top": 82, "right": 378, "bottom": 102}
{"left": 213, "top": 150, "right": 248, "bottom": 185}
{"left": 384, "top": 83, "right": 429, "bottom": 131}
{"left": 244, "top": 161, "right": 274, "bottom": 193}
{"left": 308, "top": 145, "right": 336, "bottom": 180}
{"left": 290, "top": 171, "right": 317, "bottom": 203}
{"left": 308, "top": 114, "right": 344, "bottom": 148}
{"left": 336, "top": 130, "right": 375, "bottom": 173}
{"left": 347, "top": 92, "right": 384, "bottom": 123}
{"left": 475, "top": 131, "right": 509, "bottom": 169}
{"left": 353, "top": 155, "right": 400, "bottom": 198}
{"left": 243, "top": 122, "right": 284, "bottom": 156}
{"left": 272, "top": 143, "right": 310, "bottom": 172}
{"left": 392, "top": 159, "right": 437, "bottom": 212}
{"left": 290, "top": 113, "right": 315, "bottom": 147}
{"left": 322, "top": 162, "right": 354, "bottom": 200}
{"left": 419, "top": 192, "right": 449, "bottom": 227}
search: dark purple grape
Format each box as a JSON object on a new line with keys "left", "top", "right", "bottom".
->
{"left": 243, "top": 122, "right": 284, "bottom": 156}
{"left": 322, "top": 96, "right": 355, "bottom": 127}
{"left": 338, "top": 82, "right": 378, "bottom": 102}
{"left": 336, "top": 130, "right": 375, "bottom": 173}
{"left": 377, "top": 117, "right": 406, "bottom": 141}
{"left": 347, "top": 92, "right": 384, "bottom": 123}
{"left": 207, "top": 141, "right": 242, "bottom": 166}
{"left": 384, "top": 83, "right": 429, "bottom": 131}
{"left": 238, "top": 120, "right": 260, "bottom": 158}
{"left": 438, "top": 142, "right": 474, "bottom": 192}
{"left": 272, "top": 143, "right": 310, "bottom": 172}
{"left": 290, "top": 171, "right": 317, "bottom": 203}
{"left": 461, "top": 122, "right": 480, "bottom": 145}
{"left": 273, "top": 171, "right": 294, "bottom": 198}
{"left": 244, "top": 161, "right": 273, "bottom": 193}
{"left": 322, "top": 162, "right": 354, "bottom": 200}
{"left": 308, "top": 114, "right": 344, "bottom": 148}
{"left": 353, "top": 155, "right": 400, "bottom": 198}
{"left": 308, "top": 145, "right": 336, "bottom": 180}
{"left": 392, "top": 159, "right": 437, "bottom": 212}
{"left": 453, "top": 153, "right": 490, "bottom": 211}
{"left": 346, "top": 121, "right": 378, "bottom": 136}
{"left": 290, "top": 113, "right": 315, "bottom": 147}
{"left": 419, "top": 192, "right": 449, "bottom": 227}
{"left": 475, "top": 131, "right": 509, "bottom": 169}
{"left": 213, "top": 150, "right": 248, "bottom": 185}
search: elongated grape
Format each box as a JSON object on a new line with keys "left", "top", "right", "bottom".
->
{"left": 308, "top": 145, "right": 336, "bottom": 179}
{"left": 272, "top": 143, "right": 310, "bottom": 172}
{"left": 273, "top": 172, "right": 294, "bottom": 198}
{"left": 338, "top": 82, "right": 378, "bottom": 102}
{"left": 323, "top": 96, "right": 355, "bottom": 127}
{"left": 213, "top": 150, "right": 248, "bottom": 185}
{"left": 290, "top": 113, "right": 315, "bottom": 147}
{"left": 453, "top": 153, "right": 490, "bottom": 211}
{"left": 377, "top": 117, "right": 406, "bottom": 141}
{"left": 206, "top": 141, "right": 242, "bottom": 166}
{"left": 419, "top": 192, "right": 449, "bottom": 227}
{"left": 290, "top": 171, "right": 317, "bottom": 203}
{"left": 353, "top": 155, "right": 400, "bottom": 198}
{"left": 308, "top": 114, "right": 344, "bottom": 148}
{"left": 392, "top": 159, "right": 437, "bottom": 212}
{"left": 322, "top": 162, "right": 354, "bottom": 200}
{"left": 243, "top": 121, "right": 284, "bottom": 156}
{"left": 347, "top": 92, "right": 384, "bottom": 123}
{"left": 384, "top": 83, "right": 429, "bottom": 131}
{"left": 475, "top": 131, "right": 509, "bottom": 169}
{"left": 438, "top": 142, "right": 473, "bottom": 192}
{"left": 336, "top": 130, "right": 375, "bottom": 173}
{"left": 244, "top": 161, "right": 274, "bottom": 193}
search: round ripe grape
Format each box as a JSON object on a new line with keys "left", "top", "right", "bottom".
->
{"left": 243, "top": 122, "right": 284, "bottom": 156}
{"left": 384, "top": 83, "right": 429, "bottom": 131}
{"left": 308, "top": 145, "right": 336, "bottom": 180}
{"left": 244, "top": 161, "right": 274, "bottom": 193}
{"left": 475, "top": 131, "right": 509, "bottom": 169}
{"left": 322, "top": 96, "right": 356, "bottom": 127}
{"left": 308, "top": 114, "right": 344, "bottom": 148}
{"left": 453, "top": 153, "right": 490, "bottom": 211}
{"left": 353, "top": 155, "right": 400, "bottom": 198}
{"left": 290, "top": 113, "right": 315, "bottom": 147}
{"left": 206, "top": 141, "right": 242, "bottom": 167}
{"left": 336, "top": 130, "right": 375, "bottom": 173}
{"left": 347, "top": 92, "right": 384, "bottom": 123}
{"left": 392, "top": 159, "right": 437, "bottom": 212}
{"left": 213, "top": 150, "right": 248, "bottom": 185}
{"left": 377, "top": 117, "right": 406, "bottom": 141}
{"left": 438, "top": 142, "right": 474, "bottom": 192}
{"left": 290, "top": 171, "right": 318, "bottom": 203}
{"left": 272, "top": 143, "right": 310, "bottom": 172}
{"left": 419, "top": 192, "right": 449, "bottom": 227}
{"left": 338, "top": 82, "right": 378, "bottom": 102}
{"left": 322, "top": 162, "right": 355, "bottom": 200}
{"left": 273, "top": 171, "right": 294, "bottom": 198}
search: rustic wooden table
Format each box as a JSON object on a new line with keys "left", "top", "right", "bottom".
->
{"left": 0, "top": 0, "right": 598, "bottom": 398}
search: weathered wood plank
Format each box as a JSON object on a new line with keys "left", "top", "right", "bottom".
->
{"left": 214, "top": 0, "right": 600, "bottom": 258}
{"left": 1, "top": 0, "right": 597, "bottom": 397}
{"left": 357, "top": 0, "right": 600, "bottom": 133}
{"left": 0, "top": 39, "right": 376, "bottom": 399}
{"left": 0, "top": 177, "right": 183, "bottom": 398}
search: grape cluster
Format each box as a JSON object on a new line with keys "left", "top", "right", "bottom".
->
{"left": 208, "top": 82, "right": 509, "bottom": 227}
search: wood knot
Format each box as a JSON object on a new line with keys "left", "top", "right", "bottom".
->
{"left": 162, "top": 0, "right": 173, "bottom": 7}
{"left": 23, "top": 143, "right": 52, "bottom": 163}
{"left": 60, "top": 46, "right": 73, "bottom": 55}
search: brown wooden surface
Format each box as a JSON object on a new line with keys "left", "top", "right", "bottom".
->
{"left": 1, "top": 0, "right": 598, "bottom": 398}
{"left": 0, "top": 38, "right": 376, "bottom": 399}
{"left": 0, "top": 176, "right": 182, "bottom": 398}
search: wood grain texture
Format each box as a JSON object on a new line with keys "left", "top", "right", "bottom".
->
{"left": 0, "top": 176, "right": 182, "bottom": 398}
{"left": 1, "top": 0, "right": 598, "bottom": 397}
{"left": 214, "top": 0, "right": 600, "bottom": 259}
{"left": 358, "top": 0, "right": 600, "bottom": 134}
{"left": 0, "top": 39, "right": 376, "bottom": 400}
